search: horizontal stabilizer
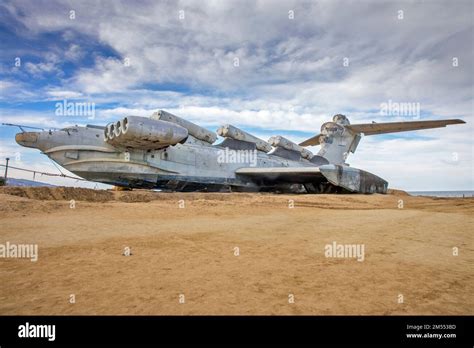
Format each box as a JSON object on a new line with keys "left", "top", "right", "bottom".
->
{"left": 299, "top": 134, "right": 322, "bottom": 147}
{"left": 299, "top": 119, "right": 465, "bottom": 147}
{"left": 345, "top": 119, "right": 465, "bottom": 136}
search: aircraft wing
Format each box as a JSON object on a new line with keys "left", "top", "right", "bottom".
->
{"left": 236, "top": 164, "right": 388, "bottom": 193}
{"left": 345, "top": 119, "right": 465, "bottom": 135}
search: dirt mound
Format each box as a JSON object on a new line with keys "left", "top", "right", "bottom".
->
{"left": 0, "top": 186, "right": 114, "bottom": 202}
{"left": 0, "top": 186, "right": 413, "bottom": 204}
{"left": 387, "top": 188, "right": 410, "bottom": 196}
{"left": 0, "top": 186, "right": 218, "bottom": 203}
{"left": 115, "top": 191, "right": 156, "bottom": 203}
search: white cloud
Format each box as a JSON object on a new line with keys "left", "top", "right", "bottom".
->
{"left": 64, "top": 43, "right": 84, "bottom": 61}
{"left": 46, "top": 88, "right": 83, "bottom": 99}
{"left": 24, "top": 52, "right": 62, "bottom": 77}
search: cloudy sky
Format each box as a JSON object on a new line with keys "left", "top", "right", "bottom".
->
{"left": 0, "top": 0, "right": 472, "bottom": 190}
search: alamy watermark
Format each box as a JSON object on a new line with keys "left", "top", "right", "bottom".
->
{"left": 324, "top": 241, "right": 365, "bottom": 262}
{"left": 18, "top": 322, "right": 55, "bottom": 341}
{"left": 55, "top": 99, "right": 95, "bottom": 119}
{"left": 0, "top": 242, "right": 38, "bottom": 262}
{"left": 217, "top": 148, "right": 257, "bottom": 167}
{"left": 380, "top": 99, "right": 420, "bottom": 118}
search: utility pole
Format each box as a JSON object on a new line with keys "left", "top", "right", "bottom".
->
{"left": 4, "top": 157, "right": 9, "bottom": 183}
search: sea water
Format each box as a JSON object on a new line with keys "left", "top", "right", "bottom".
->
{"left": 408, "top": 191, "right": 474, "bottom": 197}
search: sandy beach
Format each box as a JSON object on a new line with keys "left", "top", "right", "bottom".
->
{"left": 0, "top": 187, "right": 472, "bottom": 315}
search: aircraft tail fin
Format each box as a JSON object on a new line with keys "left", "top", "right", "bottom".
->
{"left": 298, "top": 116, "right": 465, "bottom": 165}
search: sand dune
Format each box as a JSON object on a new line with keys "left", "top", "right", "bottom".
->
{"left": 0, "top": 187, "right": 472, "bottom": 315}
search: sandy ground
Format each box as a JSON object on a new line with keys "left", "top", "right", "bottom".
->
{"left": 0, "top": 187, "right": 472, "bottom": 315}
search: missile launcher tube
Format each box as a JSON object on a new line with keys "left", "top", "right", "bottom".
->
{"left": 268, "top": 135, "right": 313, "bottom": 159}
{"left": 152, "top": 110, "right": 217, "bottom": 144}
{"left": 217, "top": 124, "right": 272, "bottom": 152}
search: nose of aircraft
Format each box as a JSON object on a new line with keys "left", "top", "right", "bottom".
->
{"left": 15, "top": 132, "right": 39, "bottom": 148}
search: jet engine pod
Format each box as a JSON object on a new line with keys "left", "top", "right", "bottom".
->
{"left": 105, "top": 116, "right": 188, "bottom": 150}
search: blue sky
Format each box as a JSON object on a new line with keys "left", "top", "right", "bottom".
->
{"left": 0, "top": 0, "right": 472, "bottom": 190}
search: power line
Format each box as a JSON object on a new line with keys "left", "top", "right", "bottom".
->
{"left": 0, "top": 164, "right": 89, "bottom": 181}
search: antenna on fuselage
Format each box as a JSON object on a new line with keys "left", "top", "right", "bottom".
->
{"left": 2, "top": 123, "right": 45, "bottom": 133}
